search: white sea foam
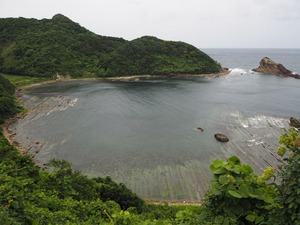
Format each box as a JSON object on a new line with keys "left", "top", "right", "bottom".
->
{"left": 246, "top": 137, "right": 264, "bottom": 147}
{"left": 229, "top": 68, "right": 247, "bottom": 75}
{"left": 241, "top": 122, "right": 249, "bottom": 128}
{"left": 245, "top": 115, "right": 287, "bottom": 129}
{"left": 229, "top": 112, "right": 240, "bottom": 118}
{"left": 248, "top": 141, "right": 264, "bottom": 147}
{"left": 231, "top": 111, "right": 288, "bottom": 129}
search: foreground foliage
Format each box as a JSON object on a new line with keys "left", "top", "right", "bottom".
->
{"left": 0, "top": 14, "right": 222, "bottom": 78}
{"left": 200, "top": 156, "right": 278, "bottom": 224}
{"left": 275, "top": 128, "right": 300, "bottom": 224}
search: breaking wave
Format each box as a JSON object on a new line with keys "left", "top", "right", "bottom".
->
{"left": 229, "top": 68, "right": 248, "bottom": 75}
{"left": 231, "top": 112, "right": 288, "bottom": 129}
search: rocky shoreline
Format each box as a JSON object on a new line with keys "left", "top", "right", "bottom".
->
{"left": 3, "top": 115, "right": 28, "bottom": 153}
{"left": 2, "top": 70, "right": 230, "bottom": 176}
{"left": 104, "top": 69, "right": 230, "bottom": 81}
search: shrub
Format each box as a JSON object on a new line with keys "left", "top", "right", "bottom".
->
{"left": 200, "top": 156, "right": 278, "bottom": 225}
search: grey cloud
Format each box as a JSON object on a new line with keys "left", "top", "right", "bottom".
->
{"left": 0, "top": 0, "right": 299, "bottom": 48}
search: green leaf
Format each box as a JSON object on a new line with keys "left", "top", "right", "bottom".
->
{"left": 223, "top": 217, "right": 230, "bottom": 225}
{"left": 239, "top": 184, "right": 249, "bottom": 197}
{"left": 286, "top": 196, "right": 294, "bottom": 204}
{"left": 211, "top": 159, "right": 224, "bottom": 168}
{"left": 228, "top": 156, "right": 240, "bottom": 165}
{"left": 239, "top": 165, "right": 253, "bottom": 175}
{"left": 289, "top": 202, "right": 295, "bottom": 209}
{"left": 219, "top": 175, "right": 230, "bottom": 185}
{"left": 246, "top": 214, "right": 256, "bottom": 222}
{"left": 255, "top": 215, "right": 264, "bottom": 224}
{"left": 263, "top": 195, "right": 274, "bottom": 204}
{"left": 228, "top": 190, "right": 242, "bottom": 198}
{"left": 210, "top": 160, "right": 226, "bottom": 174}
{"left": 214, "top": 215, "right": 224, "bottom": 224}
{"left": 11, "top": 200, "right": 19, "bottom": 209}
{"left": 31, "top": 219, "right": 40, "bottom": 225}
{"left": 212, "top": 182, "right": 222, "bottom": 195}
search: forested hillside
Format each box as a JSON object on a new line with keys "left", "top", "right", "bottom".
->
{"left": 103, "top": 36, "right": 222, "bottom": 76}
{"left": 0, "top": 14, "right": 222, "bottom": 77}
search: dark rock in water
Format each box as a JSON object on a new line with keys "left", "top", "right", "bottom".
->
{"left": 197, "top": 127, "right": 204, "bottom": 132}
{"left": 214, "top": 133, "right": 229, "bottom": 142}
{"left": 290, "top": 117, "right": 300, "bottom": 128}
{"left": 253, "top": 57, "right": 300, "bottom": 79}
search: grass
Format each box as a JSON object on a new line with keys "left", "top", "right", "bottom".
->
{"left": 1, "top": 73, "right": 53, "bottom": 88}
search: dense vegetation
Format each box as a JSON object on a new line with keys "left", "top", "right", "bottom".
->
{"left": 1, "top": 77, "right": 300, "bottom": 224}
{"left": 102, "top": 36, "right": 221, "bottom": 76}
{"left": 0, "top": 14, "right": 222, "bottom": 77}
{"left": 0, "top": 75, "right": 21, "bottom": 123}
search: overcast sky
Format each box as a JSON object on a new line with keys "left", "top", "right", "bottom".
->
{"left": 1, "top": 0, "right": 299, "bottom": 48}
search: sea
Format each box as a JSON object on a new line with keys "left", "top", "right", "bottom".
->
{"left": 10, "top": 48, "right": 300, "bottom": 202}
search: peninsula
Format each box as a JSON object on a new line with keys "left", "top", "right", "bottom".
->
{"left": 0, "top": 14, "right": 222, "bottom": 78}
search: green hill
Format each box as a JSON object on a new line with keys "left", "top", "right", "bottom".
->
{"left": 103, "top": 36, "right": 222, "bottom": 76}
{"left": 0, "top": 14, "right": 222, "bottom": 77}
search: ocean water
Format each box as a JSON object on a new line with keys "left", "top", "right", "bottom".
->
{"left": 204, "top": 48, "right": 300, "bottom": 73}
{"left": 10, "top": 49, "right": 300, "bottom": 202}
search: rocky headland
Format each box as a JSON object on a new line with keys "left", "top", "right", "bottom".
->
{"left": 253, "top": 57, "right": 300, "bottom": 79}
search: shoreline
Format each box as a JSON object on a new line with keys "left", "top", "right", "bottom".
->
{"left": 2, "top": 121, "right": 203, "bottom": 205}
{"left": 2, "top": 114, "right": 29, "bottom": 154}
{"left": 18, "top": 69, "right": 230, "bottom": 90}
{"left": 102, "top": 69, "right": 229, "bottom": 81}
{"left": 2, "top": 118, "right": 203, "bottom": 205}
{"left": 5, "top": 69, "right": 229, "bottom": 153}
{"left": 1, "top": 70, "right": 229, "bottom": 204}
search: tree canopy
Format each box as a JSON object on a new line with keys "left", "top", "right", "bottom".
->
{"left": 0, "top": 14, "right": 222, "bottom": 77}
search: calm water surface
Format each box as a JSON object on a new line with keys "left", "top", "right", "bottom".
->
{"left": 11, "top": 49, "right": 300, "bottom": 201}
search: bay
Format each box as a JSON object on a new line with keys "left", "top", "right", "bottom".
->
{"left": 10, "top": 49, "right": 300, "bottom": 202}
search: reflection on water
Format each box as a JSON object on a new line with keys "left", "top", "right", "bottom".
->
{"left": 10, "top": 72, "right": 300, "bottom": 201}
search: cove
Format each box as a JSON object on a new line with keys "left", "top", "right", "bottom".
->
{"left": 9, "top": 72, "right": 300, "bottom": 202}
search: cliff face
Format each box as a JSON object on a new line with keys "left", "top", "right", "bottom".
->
{"left": 253, "top": 57, "right": 300, "bottom": 79}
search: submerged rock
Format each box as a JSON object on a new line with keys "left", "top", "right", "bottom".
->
{"left": 253, "top": 57, "right": 300, "bottom": 79}
{"left": 214, "top": 133, "right": 229, "bottom": 142}
{"left": 290, "top": 117, "right": 300, "bottom": 128}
